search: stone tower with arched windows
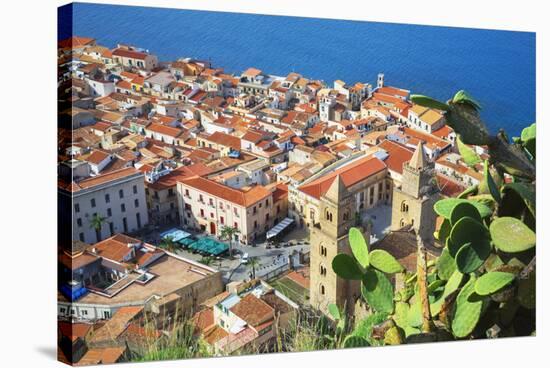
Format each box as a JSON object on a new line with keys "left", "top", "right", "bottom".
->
{"left": 390, "top": 141, "right": 440, "bottom": 242}
{"left": 309, "top": 174, "right": 363, "bottom": 317}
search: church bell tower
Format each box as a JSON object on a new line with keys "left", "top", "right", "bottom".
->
{"left": 309, "top": 174, "right": 364, "bottom": 316}
{"left": 390, "top": 142, "right": 440, "bottom": 243}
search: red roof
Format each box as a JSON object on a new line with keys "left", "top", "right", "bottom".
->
{"left": 147, "top": 163, "right": 212, "bottom": 190}
{"left": 372, "top": 92, "right": 403, "bottom": 105}
{"left": 436, "top": 174, "right": 466, "bottom": 197}
{"left": 58, "top": 321, "right": 92, "bottom": 342}
{"left": 86, "top": 150, "right": 110, "bottom": 165}
{"left": 402, "top": 127, "right": 450, "bottom": 150}
{"left": 190, "top": 91, "right": 207, "bottom": 103}
{"left": 75, "top": 167, "right": 141, "bottom": 191}
{"left": 58, "top": 36, "right": 95, "bottom": 49}
{"left": 241, "top": 130, "right": 264, "bottom": 143}
{"left": 205, "top": 132, "right": 241, "bottom": 151}
{"left": 146, "top": 123, "right": 184, "bottom": 138}
{"left": 230, "top": 294, "right": 274, "bottom": 327}
{"left": 432, "top": 125, "right": 454, "bottom": 139}
{"left": 180, "top": 177, "right": 271, "bottom": 207}
{"left": 116, "top": 80, "right": 132, "bottom": 90}
{"left": 112, "top": 48, "right": 148, "bottom": 60}
{"left": 272, "top": 183, "right": 288, "bottom": 203}
{"left": 377, "top": 140, "right": 414, "bottom": 174}
{"left": 377, "top": 86, "right": 409, "bottom": 98}
{"left": 299, "top": 156, "right": 387, "bottom": 199}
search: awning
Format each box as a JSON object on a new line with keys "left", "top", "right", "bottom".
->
{"left": 189, "top": 238, "right": 229, "bottom": 256}
{"left": 160, "top": 228, "right": 191, "bottom": 242}
{"left": 266, "top": 217, "right": 294, "bottom": 239}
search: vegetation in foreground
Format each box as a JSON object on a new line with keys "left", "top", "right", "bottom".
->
{"left": 331, "top": 91, "right": 536, "bottom": 345}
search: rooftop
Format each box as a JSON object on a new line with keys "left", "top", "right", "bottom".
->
{"left": 180, "top": 176, "right": 272, "bottom": 207}
{"left": 64, "top": 167, "right": 143, "bottom": 193}
{"left": 298, "top": 155, "right": 387, "bottom": 200}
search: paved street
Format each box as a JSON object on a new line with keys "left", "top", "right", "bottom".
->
{"left": 149, "top": 226, "right": 313, "bottom": 283}
{"left": 361, "top": 204, "right": 392, "bottom": 244}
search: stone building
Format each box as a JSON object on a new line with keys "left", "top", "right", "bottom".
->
{"left": 390, "top": 142, "right": 440, "bottom": 242}
{"left": 308, "top": 174, "right": 366, "bottom": 316}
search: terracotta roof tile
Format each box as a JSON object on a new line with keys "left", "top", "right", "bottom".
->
{"left": 76, "top": 347, "right": 126, "bottom": 365}
{"left": 147, "top": 163, "right": 212, "bottom": 190}
{"left": 299, "top": 156, "right": 386, "bottom": 199}
{"left": 146, "top": 123, "right": 185, "bottom": 138}
{"left": 377, "top": 140, "right": 414, "bottom": 174}
{"left": 58, "top": 36, "right": 95, "bottom": 49}
{"left": 205, "top": 132, "right": 241, "bottom": 151}
{"left": 112, "top": 48, "right": 148, "bottom": 60}
{"left": 230, "top": 294, "right": 274, "bottom": 327}
{"left": 86, "top": 150, "right": 110, "bottom": 165}
{"left": 74, "top": 167, "right": 141, "bottom": 191}
{"left": 180, "top": 177, "right": 271, "bottom": 207}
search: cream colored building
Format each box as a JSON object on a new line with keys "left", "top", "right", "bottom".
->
{"left": 407, "top": 104, "right": 446, "bottom": 134}
{"left": 112, "top": 48, "right": 158, "bottom": 71}
{"left": 177, "top": 177, "right": 288, "bottom": 245}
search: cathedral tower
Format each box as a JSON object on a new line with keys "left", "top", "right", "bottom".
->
{"left": 391, "top": 142, "right": 440, "bottom": 242}
{"left": 309, "top": 174, "right": 364, "bottom": 316}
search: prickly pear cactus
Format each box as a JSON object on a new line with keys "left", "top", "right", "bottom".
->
{"left": 326, "top": 107, "right": 536, "bottom": 346}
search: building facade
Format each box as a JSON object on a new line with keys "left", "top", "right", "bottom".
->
{"left": 60, "top": 167, "right": 149, "bottom": 244}
{"left": 177, "top": 177, "right": 288, "bottom": 245}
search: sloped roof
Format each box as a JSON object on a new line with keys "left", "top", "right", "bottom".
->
{"left": 180, "top": 177, "right": 271, "bottom": 207}
{"left": 377, "top": 140, "right": 414, "bottom": 174}
{"left": 298, "top": 156, "right": 386, "bottom": 200}
{"left": 230, "top": 294, "right": 274, "bottom": 327}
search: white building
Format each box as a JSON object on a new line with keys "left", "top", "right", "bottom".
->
{"left": 61, "top": 167, "right": 149, "bottom": 243}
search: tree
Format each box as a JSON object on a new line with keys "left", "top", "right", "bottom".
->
{"left": 248, "top": 257, "right": 260, "bottom": 279}
{"left": 89, "top": 213, "right": 107, "bottom": 242}
{"left": 159, "top": 236, "right": 178, "bottom": 253}
{"left": 331, "top": 92, "right": 535, "bottom": 344}
{"left": 199, "top": 256, "right": 213, "bottom": 266}
{"left": 219, "top": 225, "right": 240, "bottom": 258}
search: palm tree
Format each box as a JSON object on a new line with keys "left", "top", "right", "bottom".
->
{"left": 159, "top": 236, "right": 178, "bottom": 253}
{"left": 248, "top": 257, "right": 260, "bottom": 280}
{"left": 219, "top": 225, "right": 240, "bottom": 258}
{"left": 89, "top": 213, "right": 107, "bottom": 242}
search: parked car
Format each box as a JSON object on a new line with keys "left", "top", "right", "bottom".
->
{"left": 241, "top": 253, "right": 249, "bottom": 264}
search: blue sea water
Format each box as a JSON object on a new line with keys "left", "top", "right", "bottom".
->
{"left": 59, "top": 3, "right": 535, "bottom": 136}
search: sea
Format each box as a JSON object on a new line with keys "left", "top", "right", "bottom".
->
{"left": 59, "top": 3, "right": 536, "bottom": 137}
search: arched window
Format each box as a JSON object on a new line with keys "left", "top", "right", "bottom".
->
{"left": 320, "top": 264, "right": 327, "bottom": 276}
{"left": 343, "top": 212, "right": 349, "bottom": 221}
{"left": 401, "top": 201, "right": 409, "bottom": 213}
{"left": 329, "top": 213, "right": 333, "bottom": 222}
{"left": 320, "top": 284, "right": 325, "bottom": 295}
